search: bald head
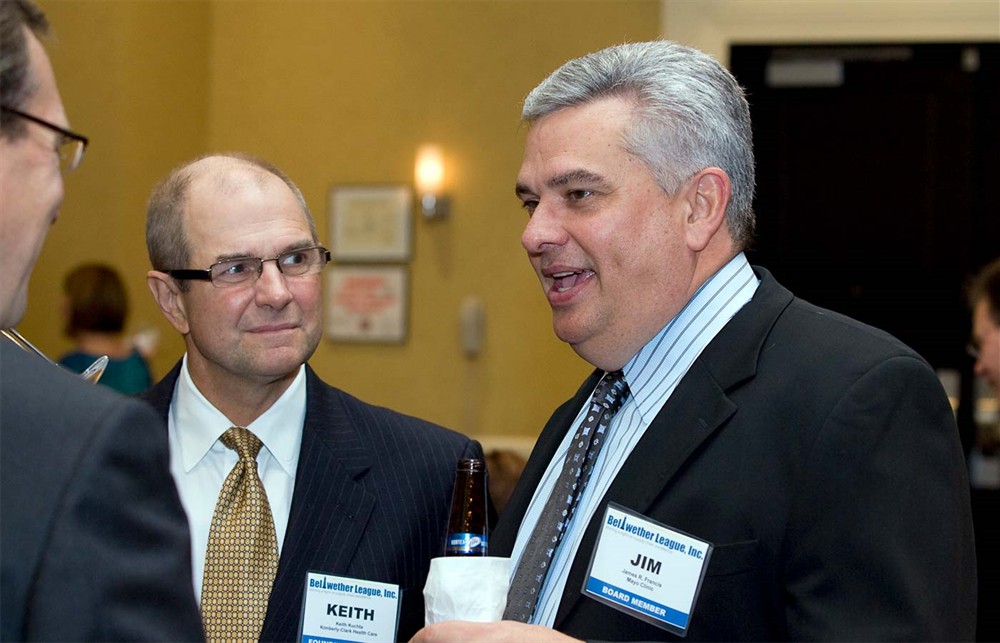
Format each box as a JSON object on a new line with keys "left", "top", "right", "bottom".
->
{"left": 190, "top": 155, "right": 286, "bottom": 202}
{"left": 145, "top": 153, "right": 315, "bottom": 279}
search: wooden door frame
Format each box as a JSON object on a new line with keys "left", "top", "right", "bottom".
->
{"left": 661, "top": 0, "right": 999, "bottom": 66}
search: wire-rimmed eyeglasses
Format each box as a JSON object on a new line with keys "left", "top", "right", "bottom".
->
{"left": 166, "top": 246, "right": 331, "bottom": 287}
{"left": 1, "top": 105, "right": 89, "bottom": 173}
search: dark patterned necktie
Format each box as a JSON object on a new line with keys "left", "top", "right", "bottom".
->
{"left": 201, "top": 427, "right": 278, "bottom": 643}
{"left": 504, "top": 371, "right": 629, "bottom": 623}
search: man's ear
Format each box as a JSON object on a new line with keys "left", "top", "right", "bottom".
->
{"left": 147, "top": 271, "right": 190, "bottom": 335}
{"left": 683, "top": 167, "right": 731, "bottom": 252}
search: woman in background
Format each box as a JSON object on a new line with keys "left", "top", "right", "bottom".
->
{"left": 59, "top": 263, "right": 153, "bottom": 395}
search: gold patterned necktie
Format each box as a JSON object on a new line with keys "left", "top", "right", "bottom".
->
{"left": 201, "top": 427, "right": 279, "bottom": 642}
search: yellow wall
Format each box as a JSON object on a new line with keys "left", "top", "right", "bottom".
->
{"left": 25, "top": 1, "right": 210, "bottom": 390}
{"left": 25, "top": 0, "right": 659, "bottom": 442}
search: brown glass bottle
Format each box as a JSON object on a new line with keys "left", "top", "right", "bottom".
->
{"left": 444, "top": 458, "right": 489, "bottom": 556}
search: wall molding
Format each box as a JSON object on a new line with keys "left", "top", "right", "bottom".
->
{"left": 662, "top": 0, "right": 1000, "bottom": 64}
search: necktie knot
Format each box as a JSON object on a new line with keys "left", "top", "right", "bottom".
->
{"left": 220, "top": 426, "right": 263, "bottom": 462}
{"left": 596, "top": 370, "right": 628, "bottom": 413}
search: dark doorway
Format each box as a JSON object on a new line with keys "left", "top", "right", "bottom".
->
{"left": 730, "top": 42, "right": 999, "bottom": 370}
{"left": 731, "top": 41, "right": 999, "bottom": 641}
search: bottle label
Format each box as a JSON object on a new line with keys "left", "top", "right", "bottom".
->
{"left": 445, "top": 532, "right": 488, "bottom": 555}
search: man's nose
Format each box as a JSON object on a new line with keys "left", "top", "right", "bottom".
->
{"left": 521, "top": 202, "right": 568, "bottom": 254}
{"left": 254, "top": 260, "right": 294, "bottom": 307}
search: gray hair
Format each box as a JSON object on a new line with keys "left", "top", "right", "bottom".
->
{"left": 523, "top": 40, "right": 756, "bottom": 248}
{"left": 146, "top": 152, "right": 316, "bottom": 290}
{"left": 0, "top": 0, "right": 49, "bottom": 139}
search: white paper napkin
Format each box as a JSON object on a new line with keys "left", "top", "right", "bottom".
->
{"left": 423, "top": 556, "right": 511, "bottom": 624}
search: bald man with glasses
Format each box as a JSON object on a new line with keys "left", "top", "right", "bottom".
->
{"left": 140, "top": 153, "right": 482, "bottom": 642}
{"left": 1, "top": 2, "right": 202, "bottom": 640}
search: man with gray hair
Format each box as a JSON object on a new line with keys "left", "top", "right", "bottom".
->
{"left": 414, "top": 40, "right": 975, "bottom": 642}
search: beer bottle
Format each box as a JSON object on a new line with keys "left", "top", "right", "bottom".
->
{"left": 444, "top": 458, "right": 489, "bottom": 556}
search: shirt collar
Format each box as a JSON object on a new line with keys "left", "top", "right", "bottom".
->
{"left": 171, "top": 354, "right": 306, "bottom": 476}
{"left": 622, "top": 252, "right": 759, "bottom": 424}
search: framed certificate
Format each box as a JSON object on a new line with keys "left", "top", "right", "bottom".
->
{"left": 325, "top": 265, "right": 408, "bottom": 343}
{"left": 329, "top": 185, "right": 412, "bottom": 262}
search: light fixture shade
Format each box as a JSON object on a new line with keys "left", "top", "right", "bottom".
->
{"left": 415, "top": 144, "right": 448, "bottom": 219}
{"left": 415, "top": 145, "right": 445, "bottom": 194}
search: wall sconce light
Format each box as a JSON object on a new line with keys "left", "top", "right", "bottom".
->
{"left": 415, "top": 144, "right": 449, "bottom": 220}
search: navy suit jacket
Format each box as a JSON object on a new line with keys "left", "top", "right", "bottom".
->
{"left": 140, "top": 362, "right": 481, "bottom": 642}
{"left": 493, "top": 268, "right": 976, "bottom": 641}
{"left": 1, "top": 341, "right": 203, "bottom": 642}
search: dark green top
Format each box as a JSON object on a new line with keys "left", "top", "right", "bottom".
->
{"left": 59, "top": 348, "right": 153, "bottom": 395}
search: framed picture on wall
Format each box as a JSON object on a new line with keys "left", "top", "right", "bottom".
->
{"left": 325, "top": 265, "right": 408, "bottom": 343}
{"left": 329, "top": 185, "right": 412, "bottom": 262}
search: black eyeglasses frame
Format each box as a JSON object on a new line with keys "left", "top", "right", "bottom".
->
{"left": 166, "top": 246, "right": 331, "bottom": 288}
{"left": 1, "top": 104, "right": 89, "bottom": 172}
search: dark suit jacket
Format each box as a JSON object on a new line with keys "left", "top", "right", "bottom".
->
{"left": 140, "top": 362, "right": 482, "bottom": 642}
{"left": 0, "top": 341, "right": 203, "bottom": 642}
{"left": 493, "top": 268, "right": 977, "bottom": 641}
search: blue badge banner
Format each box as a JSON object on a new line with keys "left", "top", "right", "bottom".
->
{"left": 585, "top": 577, "right": 688, "bottom": 628}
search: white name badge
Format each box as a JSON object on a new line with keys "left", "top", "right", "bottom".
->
{"left": 298, "top": 572, "right": 401, "bottom": 643}
{"left": 582, "top": 503, "right": 712, "bottom": 637}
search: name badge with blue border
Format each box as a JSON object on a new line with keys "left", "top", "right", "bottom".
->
{"left": 582, "top": 503, "right": 712, "bottom": 637}
{"left": 298, "top": 572, "right": 400, "bottom": 643}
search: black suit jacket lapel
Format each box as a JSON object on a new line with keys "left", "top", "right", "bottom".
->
{"left": 532, "top": 268, "right": 793, "bottom": 628}
{"left": 137, "top": 361, "right": 182, "bottom": 428}
{"left": 552, "top": 358, "right": 739, "bottom": 627}
{"left": 260, "top": 366, "right": 376, "bottom": 641}
{"left": 143, "top": 361, "right": 378, "bottom": 640}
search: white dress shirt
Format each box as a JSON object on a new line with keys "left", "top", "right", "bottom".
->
{"left": 509, "top": 253, "right": 760, "bottom": 626}
{"left": 167, "top": 355, "right": 305, "bottom": 602}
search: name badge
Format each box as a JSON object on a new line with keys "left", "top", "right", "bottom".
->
{"left": 582, "top": 503, "right": 712, "bottom": 637}
{"left": 298, "top": 572, "right": 400, "bottom": 643}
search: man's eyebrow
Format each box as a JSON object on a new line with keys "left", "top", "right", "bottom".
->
{"left": 214, "top": 240, "right": 314, "bottom": 263}
{"left": 546, "top": 169, "right": 607, "bottom": 189}
{"left": 515, "top": 169, "right": 609, "bottom": 199}
{"left": 514, "top": 183, "right": 534, "bottom": 199}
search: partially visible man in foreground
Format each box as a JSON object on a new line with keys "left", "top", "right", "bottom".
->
{"left": 1, "top": 1, "right": 202, "bottom": 640}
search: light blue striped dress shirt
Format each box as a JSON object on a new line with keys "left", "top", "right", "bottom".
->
{"left": 508, "top": 252, "right": 760, "bottom": 627}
